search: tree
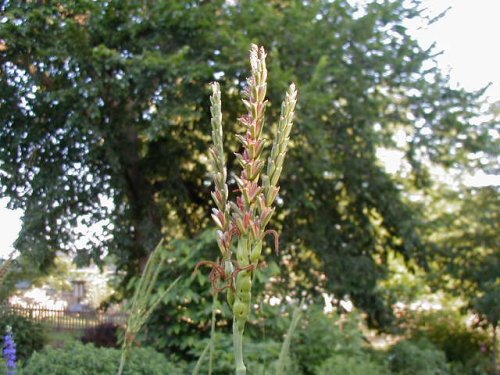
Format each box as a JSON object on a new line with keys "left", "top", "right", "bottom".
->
{"left": 0, "top": 0, "right": 494, "bottom": 326}
{"left": 1, "top": 0, "right": 221, "bottom": 273}
{"left": 426, "top": 186, "right": 499, "bottom": 373}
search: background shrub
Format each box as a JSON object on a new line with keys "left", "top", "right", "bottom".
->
{"left": 292, "top": 307, "right": 366, "bottom": 375}
{"left": 448, "top": 352, "right": 493, "bottom": 375}
{"left": 20, "top": 342, "right": 186, "bottom": 375}
{"left": 188, "top": 332, "right": 302, "bottom": 375}
{"left": 81, "top": 323, "right": 119, "bottom": 348}
{"left": 460, "top": 352, "right": 492, "bottom": 375}
{"left": 389, "top": 338, "right": 451, "bottom": 375}
{"left": 0, "top": 312, "right": 47, "bottom": 361}
{"left": 315, "top": 353, "right": 388, "bottom": 375}
{"left": 407, "top": 310, "right": 490, "bottom": 365}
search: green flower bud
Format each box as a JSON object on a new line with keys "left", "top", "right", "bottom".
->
{"left": 236, "top": 273, "right": 252, "bottom": 294}
{"left": 233, "top": 299, "right": 248, "bottom": 321}
{"left": 250, "top": 241, "right": 262, "bottom": 263}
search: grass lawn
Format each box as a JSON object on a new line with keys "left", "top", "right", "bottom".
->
{"left": 45, "top": 328, "right": 82, "bottom": 348}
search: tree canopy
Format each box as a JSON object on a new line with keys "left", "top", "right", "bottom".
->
{"left": 0, "top": 0, "right": 495, "bottom": 326}
{"left": 427, "top": 186, "right": 499, "bottom": 327}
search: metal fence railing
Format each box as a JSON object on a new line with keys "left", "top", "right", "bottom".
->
{"left": 0, "top": 304, "right": 127, "bottom": 330}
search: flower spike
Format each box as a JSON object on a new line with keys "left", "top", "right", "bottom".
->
{"left": 198, "top": 45, "right": 297, "bottom": 375}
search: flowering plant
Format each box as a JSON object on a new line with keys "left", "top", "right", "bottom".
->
{"left": 3, "top": 325, "right": 16, "bottom": 375}
{"left": 197, "top": 44, "right": 297, "bottom": 375}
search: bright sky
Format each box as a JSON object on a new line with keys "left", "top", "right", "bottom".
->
{"left": 415, "top": 0, "right": 500, "bottom": 101}
{"left": 1, "top": 0, "right": 499, "bottom": 258}
{"left": 0, "top": 198, "right": 22, "bottom": 259}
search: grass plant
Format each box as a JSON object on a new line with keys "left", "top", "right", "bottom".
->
{"left": 197, "top": 44, "right": 297, "bottom": 375}
{"left": 117, "top": 240, "right": 180, "bottom": 375}
{"left": 276, "top": 300, "right": 304, "bottom": 375}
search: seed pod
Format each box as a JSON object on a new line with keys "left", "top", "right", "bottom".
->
{"left": 265, "top": 186, "right": 280, "bottom": 207}
{"left": 236, "top": 237, "right": 250, "bottom": 264}
{"left": 249, "top": 221, "right": 260, "bottom": 240}
{"left": 234, "top": 217, "right": 247, "bottom": 237}
{"left": 236, "top": 273, "right": 252, "bottom": 294}
{"left": 233, "top": 298, "right": 250, "bottom": 331}
{"left": 271, "top": 166, "right": 282, "bottom": 186}
{"left": 233, "top": 299, "right": 248, "bottom": 320}
{"left": 239, "top": 291, "right": 251, "bottom": 304}
{"left": 250, "top": 241, "right": 262, "bottom": 264}
{"left": 211, "top": 213, "right": 224, "bottom": 230}
{"left": 275, "top": 153, "right": 285, "bottom": 171}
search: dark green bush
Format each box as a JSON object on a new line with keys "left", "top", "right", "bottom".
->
{"left": 292, "top": 306, "right": 366, "bottom": 375}
{"left": 188, "top": 332, "right": 302, "bottom": 375}
{"left": 389, "top": 338, "right": 451, "bottom": 375}
{"left": 295, "top": 307, "right": 389, "bottom": 375}
{"left": 406, "top": 310, "right": 489, "bottom": 365}
{"left": 0, "top": 312, "right": 47, "bottom": 361}
{"left": 20, "top": 342, "right": 186, "bottom": 375}
{"left": 412, "top": 311, "right": 490, "bottom": 365}
{"left": 449, "top": 352, "right": 493, "bottom": 375}
{"left": 81, "top": 323, "right": 119, "bottom": 348}
{"left": 315, "top": 354, "right": 388, "bottom": 375}
{"left": 461, "top": 352, "right": 492, "bottom": 375}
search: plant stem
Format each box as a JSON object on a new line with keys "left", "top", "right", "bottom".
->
{"left": 276, "top": 300, "right": 304, "bottom": 375}
{"left": 233, "top": 318, "right": 246, "bottom": 375}
{"left": 117, "top": 349, "right": 126, "bottom": 375}
{"left": 209, "top": 293, "right": 217, "bottom": 375}
{"left": 192, "top": 341, "right": 210, "bottom": 375}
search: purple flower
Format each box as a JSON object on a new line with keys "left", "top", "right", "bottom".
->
{"left": 3, "top": 327, "right": 16, "bottom": 375}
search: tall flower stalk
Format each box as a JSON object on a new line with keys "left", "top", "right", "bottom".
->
{"left": 3, "top": 326, "right": 16, "bottom": 375}
{"left": 197, "top": 44, "right": 297, "bottom": 375}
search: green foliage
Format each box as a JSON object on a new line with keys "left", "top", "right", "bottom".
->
{"left": 449, "top": 352, "right": 493, "bottom": 375}
{"left": 417, "top": 181, "right": 498, "bottom": 374}
{"left": 1, "top": 0, "right": 222, "bottom": 273}
{"left": 315, "top": 354, "right": 387, "bottom": 375}
{"left": 426, "top": 187, "right": 499, "bottom": 327}
{"left": 140, "top": 229, "right": 289, "bottom": 363}
{"left": 276, "top": 300, "right": 303, "bottom": 375}
{"left": 1, "top": 0, "right": 495, "bottom": 327}
{"left": 118, "top": 240, "right": 181, "bottom": 375}
{"left": 81, "top": 323, "right": 119, "bottom": 348}
{"left": 140, "top": 230, "right": 218, "bottom": 358}
{"left": 0, "top": 258, "right": 14, "bottom": 301}
{"left": 189, "top": 333, "right": 301, "bottom": 375}
{"left": 0, "top": 312, "right": 47, "bottom": 362}
{"left": 292, "top": 306, "right": 367, "bottom": 375}
{"left": 378, "top": 253, "right": 431, "bottom": 308}
{"left": 405, "top": 310, "right": 490, "bottom": 365}
{"left": 45, "top": 329, "right": 80, "bottom": 348}
{"left": 20, "top": 342, "right": 186, "bottom": 375}
{"left": 389, "top": 338, "right": 451, "bottom": 375}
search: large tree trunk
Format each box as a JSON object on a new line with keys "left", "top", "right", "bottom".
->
{"left": 117, "top": 124, "right": 163, "bottom": 272}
